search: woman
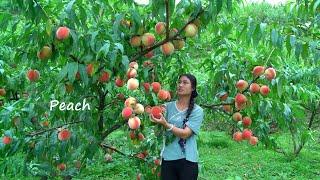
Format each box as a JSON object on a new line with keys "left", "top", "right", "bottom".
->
{"left": 150, "top": 74, "right": 204, "bottom": 180}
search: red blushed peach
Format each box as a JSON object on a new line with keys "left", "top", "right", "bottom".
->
{"left": 236, "top": 80, "right": 249, "bottom": 92}
{"left": 115, "top": 77, "right": 124, "bottom": 87}
{"left": 143, "top": 82, "right": 150, "bottom": 92}
{"left": 122, "top": 107, "right": 133, "bottom": 119}
{"left": 127, "top": 78, "right": 139, "bottom": 90}
{"left": 160, "top": 42, "right": 175, "bottom": 56}
{"left": 235, "top": 93, "right": 247, "bottom": 105}
{"left": 130, "top": 36, "right": 141, "bottom": 47}
{"left": 99, "top": 71, "right": 110, "bottom": 83}
{"left": 242, "top": 116, "right": 252, "bottom": 127}
{"left": 2, "top": 136, "right": 12, "bottom": 145}
{"left": 134, "top": 103, "right": 144, "bottom": 114}
{"left": 0, "top": 88, "right": 6, "bottom": 96}
{"left": 58, "top": 129, "right": 71, "bottom": 141}
{"left": 233, "top": 132, "right": 242, "bottom": 142}
{"left": 151, "top": 82, "right": 161, "bottom": 93}
{"left": 260, "top": 85, "right": 270, "bottom": 96}
{"left": 56, "top": 26, "right": 70, "bottom": 40}
{"left": 37, "top": 46, "right": 52, "bottom": 60}
{"left": 137, "top": 132, "right": 145, "bottom": 141}
{"left": 57, "top": 163, "right": 66, "bottom": 171}
{"left": 252, "top": 66, "right": 265, "bottom": 77}
{"left": 141, "top": 33, "right": 155, "bottom": 46}
{"left": 125, "top": 97, "right": 137, "bottom": 108}
{"left": 144, "top": 50, "right": 154, "bottom": 59}
{"left": 155, "top": 22, "right": 166, "bottom": 35}
{"left": 129, "top": 61, "right": 139, "bottom": 70}
{"left": 249, "top": 83, "right": 260, "bottom": 94}
{"left": 151, "top": 106, "right": 162, "bottom": 119}
{"left": 158, "top": 90, "right": 168, "bottom": 101}
{"left": 128, "top": 116, "right": 141, "bottom": 130}
{"left": 129, "top": 130, "right": 136, "bottom": 140}
{"left": 242, "top": 129, "right": 252, "bottom": 140}
{"left": 127, "top": 68, "right": 137, "bottom": 78}
{"left": 264, "top": 67, "right": 276, "bottom": 80}
{"left": 249, "top": 136, "right": 258, "bottom": 145}
{"left": 185, "top": 23, "right": 198, "bottom": 37}
{"left": 27, "top": 69, "right": 40, "bottom": 82}
{"left": 222, "top": 105, "right": 232, "bottom": 113}
{"left": 86, "top": 64, "right": 94, "bottom": 76}
{"left": 232, "top": 112, "right": 242, "bottom": 121}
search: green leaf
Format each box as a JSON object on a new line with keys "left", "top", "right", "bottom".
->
{"left": 90, "top": 31, "right": 99, "bottom": 52}
{"left": 96, "top": 41, "right": 110, "bottom": 60}
{"left": 67, "top": 62, "right": 78, "bottom": 83}
{"left": 271, "top": 29, "right": 278, "bottom": 46}
{"left": 216, "top": 0, "right": 223, "bottom": 15}
{"left": 57, "top": 65, "right": 68, "bottom": 82}
{"left": 283, "top": 103, "right": 292, "bottom": 120}
{"left": 115, "top": 43, "right": 124, "bottom": 54}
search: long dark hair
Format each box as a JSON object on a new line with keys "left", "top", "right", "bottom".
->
{"left": 178, "top": 74, "right": 198, "bottom": 119}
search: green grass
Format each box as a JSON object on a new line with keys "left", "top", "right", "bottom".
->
{"left": 3, "top": 130, "right": 320, "bottom": 180}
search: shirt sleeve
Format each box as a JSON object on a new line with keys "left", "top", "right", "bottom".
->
{"left": 185, "top": 107, "right": 204, "bottom": 135}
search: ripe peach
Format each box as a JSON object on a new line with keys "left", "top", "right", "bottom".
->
{"left": 233, "top": 132, "right": 242, "bottom": 142}
{"left": 232, "top": 112, "right": 242, "bottom": 121}
{"left": 252, "top": 66, "right": 265, "bottom": 77}
{"left": 127, "top": 78, "right": 139, "bottom": 90}
{"left": 223, "top": 105, "right": 232, "bottom": 113}
{"left": 57, "top": 163, "right": 66, "bottom": 171}
{"left": 129, "top": 61, "right": 139, "bottom": 70}
{"left": 130, "top": 36, "right": 141, "bottom": 47}
{"left": 56, "top": 26, "right": 70, "bottom": 40}
{"left": 134, "top": 103, "right": 144, "bottom": 114}
{"left": 122, "top": 107, "right": 133, "bottom": 119}
{"left": 128, "top": 116, "right": 141, "bottom": 130}
{"left": 99, "top": 71, "right": 110, "bottom": 83}
{"left": 0, "top": 88, "right": 6, "bottom": 96}
{"left": 242, "top": 116, "right": 252, "bottom": 127}
{"left": 129, "top": 130, "right": 136, "bottom": 140}
{"left": 151, "top": 82, "right": 161, "bottom": 93}
{"left": 136, "top": 152, "right": 145, "bottom": 159}
{"left": 169, "top": 28, "right": 178, "bottom": 38}
{"left": 117, "top": 93, "right": 125, "bottom": 101}
{"left": 219, "top": 92, "right": 228, "bottom": 101}
{"left": 86, "top": 63, "right": 94, "bottom": 76}
{"left": 249, "top": 136, "right": 258, "bottom": 145}
{"left": 242, "top": 129, "right": 252, "bottom": 140}
{"left": 154, "top": 159, "right": 161, "bottom": 166}
{"left": 142, "top": 33, "right": 155, "bottom": 46}
{"left": 65, "top": 83, "right": 74, "bottom": 93}
{"left": 173, "top": 39, "right": 185, "bottom": 50}
{"left": 115, "top": 77, "right": 124, "bottom": 87}
{"left": 2, "top": 136, "right": 12, "bottom": 145}
{"left": 144, "top": 50, "right": 154, "bottom": 59}
{"left": 260, "top": 85, "right": 270, "bottom": 96}
{"left": 151, "top": 106, "right": 162, "bottom": 119}
{"left": 143, "top": 82, "right": 150, "bottom": 92}
{"left": 145, "top": 106, "right": 152, "bottom": 114}
{"left": 27, "top": 69, "right": 40, "bottom": 82}
{"left": 235, "top": 102, "right": 246, "bottom": 111}
{"left": 160, "top": 42, "right": 175, "bottom": 56}
{"left": 185, "top": 23, "right": 198, "bottom": 37}
{"left": 42, "top": 120, "right": 50, "bottom": 127}
{"left": 235, "top": 93, "right": 247, "bottom": 105}
{"left": 143, "top": 60, "right": 154, "bottom": 67}
{"left": 37, "top": 46, "right": 52, "bottom": 60}
{"left": 155, "top": 22, "right": 166, "bottom": 35}
{"left": 158, "top": 90, "right": 168, "bottom": 101}
{"left": 249, "top": 83, "right": 260, "bottom": 94}
{"left": 58, "top": 129, "right": 71, "bottom": 141}
{"left": 137, "top": 132, "right": 145, "bottom": 141}
{"left": 125, "top": 97, "right": 137, "bottom": 108}
{"left": 127, "top": 68, "right": 137, "bottom": 78}
{"left": 236, "top": 80, "right": 249, "bottom": 92}
{"left": 264, "top": 67, "right": 276, "bottom": 80}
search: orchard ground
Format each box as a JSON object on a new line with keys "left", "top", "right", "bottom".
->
{"left": 4, "top": 129, "right": 319, "bottom": 179}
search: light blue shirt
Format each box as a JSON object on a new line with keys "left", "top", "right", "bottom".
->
{"left": 161, "top": 100, "right": 204, "bottom": 162}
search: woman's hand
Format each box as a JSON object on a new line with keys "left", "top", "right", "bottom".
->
{"left": 149, "top": 114, "right": 168, "bottom": 127}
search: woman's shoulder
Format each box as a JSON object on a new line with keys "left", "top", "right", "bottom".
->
{"left": 193, "top": 104, "right": 203, "bottom": 113}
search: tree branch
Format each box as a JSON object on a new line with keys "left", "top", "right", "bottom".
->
{"left": 165, "top": 0, "right": 170, "bottom": 40}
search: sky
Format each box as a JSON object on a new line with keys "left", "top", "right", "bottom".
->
{"left": 134, "top": 0, "right": 288, "bottom": 6}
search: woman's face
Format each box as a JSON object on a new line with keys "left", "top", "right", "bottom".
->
{"left": 177, "top": 76, "right": 193, "bottom": 96}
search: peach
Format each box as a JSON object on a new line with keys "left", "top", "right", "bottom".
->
{"left": 151, "top": 106, "right": 162, "bottom": 119}
{"left": 242, "top": 116, "right": 252, "bottom": 127}
{"left": 232, "top": 112, "right": 242, "bottom": 121}
{"left": 235, "top": 93, "right": 247, "bottom": 105}
{"left": 145, "top": 105, "right": 152, "bottom": 114}
{"left": 99, "top": 71, "right": 110, "bottom": 83}
{"left": 58, "top": 129, "right": 71, "bottom": 141}
{"left": 154, "top": 159, "right": 161, "bottom": 166}
{"left": 252, "top": 66, "right": 265, "bottom": 77}
{"left": 65, "top": 83, "right": 74, "bottom": 93}
{"left": 117, "top": 93, "right": 125, "bottom": 101}
{"left": 143, "top": 60, "right": 154, "bottom": 67}
{"left": 122, "top": 107, "right": 133, "bottom": 119}
{"left": 27, "top": 69, "right": 40, "bottom": 82}
{"left": 129, "top": 61, "right": 139, "bottom": 70}
{"left": 158, "top": 89, "right": 168, "bottom": 101}
{"left": 134, "top": 103, "right": 144, "bottom": 114}
{"left": 130, "top": 36, "right": 141, "bottom": 47}
{"left": 2, "top": 136, "right": 12, "bottom": 145}
{"left": 137, "top": 132, "right": 145, "bottom": 141}
{"left": 223, "top": 105, "right": 232, "bottom": 113}
{"left": 249, "top": 83, "right": 260, "bottom": 94}
{"left": 260, "top": 85, "right": 270, "bottom": 96}
{"left": 37, "top": 46, "right": 52, "bottom": 60}
{"left": 86, "top": 63, "right": 94, "bottom": 76}
{"left": 233, "top": 132, "right": 242, "bottom": 142}
{"left": 127, "top": 78, "right": 139, "bottom": 90}
{"left": 127, "top": 68, "right": 137, "bottom": 78}
{"left": 144, "top": 50, "right": 154, "bottom": 59}
{"left": 236, "top": 80, "right": 248, "bottom": 92}
{"left": 56, "top": 26, "right": 70, "bottom": 40}
{"left": 42, "top": 120, "right": 50, "bottom": 127}
{"left": 249, "top": 136, "right": 258, "bottom": 145}
{"left": 242, "top": 129, "right": 252, "bottom": 140}
{"left": 129, "top": 130, "right": 136, "bottom": 140}
{"left": 169, "top": 28, "right": 178, "bottom": 38}
{"left": 219, "top": 92, "right": 228, "bottom": 101}
{"left": 185, "top": 23, "right": 198, "bottom": 37}
{"left": 142, "top": 33, "right": 155, "bottom": 46}
{"left": 125, "top": 97, "right": 137, "bottom": 108}
{"left": 155, "top": 22, "right": 166, "bottom": 35}
{"left": 143, "top": 82, "right": 150, "bottom": 92}
{"left": 264, "top": 67, "right": 276, "bottom": 80}
{"left": 173, "top": 39, "right": 185, "bottom": 50}
{"left": 160, "top": 42, "right": 175, "bottom": 56}
{"left": 166, "top": 91, "right": 172, "bottom": 101}
{"left": 128, "top": 116, "right": 141, "bottom": 130}
{"left": 115, "top": 77, "right": 124, "bottom": 87}
{"left": 0, "top": 88, "right": 6, "bottom": 96}
{"left": 235, "top": 102, "right": 246, "bottom": 111}
{"left": 57, "top": 163, "right": 66, "bottom": 171}
{"left": 151, "top": 82, "right": 161, "bottom": 93}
